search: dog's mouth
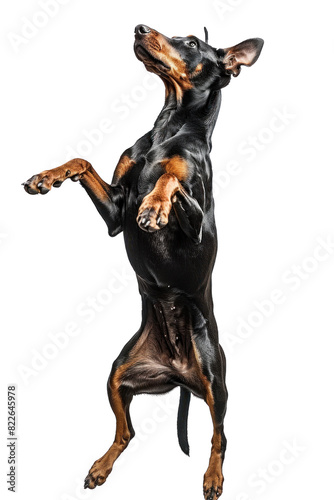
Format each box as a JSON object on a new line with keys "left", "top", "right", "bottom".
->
{"left": 134, "top": 43, "right": 171, "bottom": 73}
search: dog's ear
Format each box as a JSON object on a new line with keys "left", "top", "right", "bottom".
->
{"left": 218, "top": 38, "right": 264, "bottom": 77}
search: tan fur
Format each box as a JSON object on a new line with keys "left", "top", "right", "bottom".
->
{"left": 161, "top": 155, "right": 188, "bottom": 181}
{"left": 192, "top": 340, "right": 224, "bottom": 498}
{"left": 137, "top": 30, "right": 193, "bottom": 100}
{"left": 113, "top": 154, "right": 136, "bottom": 181}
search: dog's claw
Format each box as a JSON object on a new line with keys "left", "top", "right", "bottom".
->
{"left": 204, "top": 487, "right": 220, "bottom": 500}
{"left": 137, "top": 205, "right": 169, "bottom": 232}
{"left": 23, "top": 183, "right": 39, "bottom": 194}
{"left": 84, "top": 474, "right": 95, "bottom": 489}
{"left": 84, "top": 471, "right": 107, "bottom": 490}
{"left": 203, "top": 484, "right": 222, "bottom": 500}
{"left": 37, "top": 182, "right": 50, "bottom": 195}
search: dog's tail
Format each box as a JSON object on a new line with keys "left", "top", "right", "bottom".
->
{"left": 177, "top": 387, "right": 191, "bottom": 456}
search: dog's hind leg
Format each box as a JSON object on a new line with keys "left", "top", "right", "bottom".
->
{"left": 192, "top": 339, "right": 228, "bottom": 500}
{"left": 202, "top": 372, "right": 228, "bottom": 500}
{"left": 84, "top": 324, "right": 176, "bottom": 490}
{"left": 84, "top": 363, "right": 135, "bottom": 489}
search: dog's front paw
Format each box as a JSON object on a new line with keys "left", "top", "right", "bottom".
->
{"left": 137, "top": 195, "right": 172, "bottom": 232}
{"left": 22, "top": 170, "right": 69, "bottom": 195}
{"left": 22, "top": 159, "right": 90, "bottom": 195}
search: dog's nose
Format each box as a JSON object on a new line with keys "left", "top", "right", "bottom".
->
{"left": 135, "top": 25, "right": 151, "bottom": 35}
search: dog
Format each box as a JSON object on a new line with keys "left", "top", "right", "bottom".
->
{"left": 23, "top": 24, "right": 263, "bottom": 500}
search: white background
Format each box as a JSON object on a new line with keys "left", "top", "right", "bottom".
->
{"left": 1, "top": 1, "right": 334, "bottom": 499}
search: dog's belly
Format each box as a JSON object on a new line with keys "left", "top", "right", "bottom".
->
{"left": 120, "top": 328, "right": 205, "bottom": 398}
{"left": 117, "top": 291, "right": 213, "bottom": 398}
{"left": 123, "top": 208, "right": 217, "bottom": 294}
{"left": 120, "top": 358, "right": 204, "bottom": 397}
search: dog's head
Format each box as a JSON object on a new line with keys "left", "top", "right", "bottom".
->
{"left": 134, "top": 25, "right": 263, "bottom": 98}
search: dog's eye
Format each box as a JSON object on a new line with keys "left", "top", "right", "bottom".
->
{"left": 187, "top": 40, "right": 197, "bottom": 48}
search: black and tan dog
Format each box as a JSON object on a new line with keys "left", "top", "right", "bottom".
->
{"left": 23, "top": 25, "right": 263, "bottom": 499}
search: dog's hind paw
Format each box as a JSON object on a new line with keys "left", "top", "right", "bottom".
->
{"left": 203, "top": 472, "right": 223, "bottom": 500}
{"left": 204, "top": 485, "right": 222, "bottom": 500}
{"left": 84, "top": 458, "right": 112, "bottom": 489}
{"left": 84, "top": 472, "right": 107, "bottom": 489}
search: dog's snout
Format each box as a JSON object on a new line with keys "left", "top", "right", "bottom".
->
{"left": 135, "top": 24, "right": 151, "bottom": 35}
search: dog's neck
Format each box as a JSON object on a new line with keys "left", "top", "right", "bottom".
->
{"left": 151, "top": 84, "right": 221, "bottom": 151}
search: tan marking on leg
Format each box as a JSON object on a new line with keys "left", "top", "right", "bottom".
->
{"left": 113, "top": 155, "right": 136, "bottom": 181}
{"left": 191, "top": 340, "right": 224, "bottom": 500}
{"left": 105, "top": 364, "right": 133, "bottom": 462}
{"left": 161, "top": 155, "right": 188, "bottom": 181}
{"left": 85, "top": 361, "right": 135, "bottom": 489}
{"left": 23, "top": 158, "right": 91, "bottom": 193}
{"left": 23, "top": 158, "right": 111, "bottom": 203}
{"left": 137, "top": 173, "right": 183, "bottom": 230}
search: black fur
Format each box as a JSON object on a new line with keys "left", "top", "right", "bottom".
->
{"left": 23, "top": 25, "right": 263, "bottom": 499}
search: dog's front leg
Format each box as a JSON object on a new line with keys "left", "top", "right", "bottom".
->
{"left": 137, "top": 172, "right": 203, "bottom": 242}
{"left": 172, "top": 189, "right": 204, "bottom": 243}
{"left": 137, "top": 173, "right": 178, "bottom": 231}
{"left": 23, "top": 158, "right": 124, "bottom": 236}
